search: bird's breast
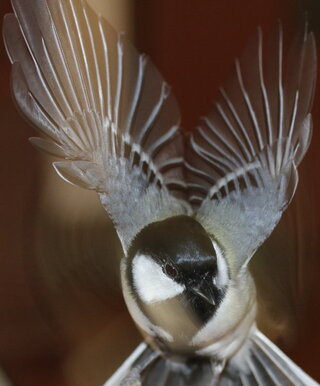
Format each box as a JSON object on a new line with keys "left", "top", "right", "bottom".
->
{"left": 121, "top": 259, "right": 257, "bottom": 360}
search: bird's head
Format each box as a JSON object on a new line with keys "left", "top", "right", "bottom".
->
{"left": 125, "top": 216, "right": 230, "bottom": 329}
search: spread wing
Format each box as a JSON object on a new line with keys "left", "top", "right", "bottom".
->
{"left": 3, "top": 0, "right": 189, "bottom": 250}
{"left": 186, "top": 23, "right": 317, "bottom": 272}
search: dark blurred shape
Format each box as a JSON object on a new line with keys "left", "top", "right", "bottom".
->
{"left": 297, "top": 0, "right": 320, "bottom": 37}
{"left": 135, "top": 0, "right": 287, "bottom": 130}
{"left": 0, "top": 2, "right": 67, "bottom": 384}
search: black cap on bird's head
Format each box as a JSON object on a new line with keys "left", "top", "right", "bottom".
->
{"left": 127, "top": 215, "right": 229, "bottom": 324}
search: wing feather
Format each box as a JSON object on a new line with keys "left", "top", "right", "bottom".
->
{"left": 187, "top": 23, "right": 316, "bottom": 269}
{"left": 3, "top": 0, "right": 188, "bottom": 250}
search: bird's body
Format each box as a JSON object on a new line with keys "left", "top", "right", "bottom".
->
{"left": 122, "top": 215, "right": 256, "bottom": 361}
{"left": 3, "top": 0, "right": 319, "bottom": 384}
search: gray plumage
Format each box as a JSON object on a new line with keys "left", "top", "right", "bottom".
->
{"left": 107, "top": 330, "right": 316, "bottom": 385}
{"left": 3, "top": 0, "right": 318, "bottom": 384}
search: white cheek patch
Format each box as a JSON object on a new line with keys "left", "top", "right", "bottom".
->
{"left": 132, "top": 254, "right": 185, "bottom": 304}
{"left": 212, "top": 240, "right": 229, "bottom": 288}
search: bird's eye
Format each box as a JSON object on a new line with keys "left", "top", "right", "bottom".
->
{"left": 163, "top": 263, "right": 178, "bottom": 278}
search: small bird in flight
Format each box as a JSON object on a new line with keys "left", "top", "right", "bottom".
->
{"left": 3, "top": 0, "right": 318, "bottom": 384}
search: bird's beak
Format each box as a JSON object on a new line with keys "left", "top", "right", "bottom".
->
{"left": 191, "top": 282, "right": 216, "bottom": 306}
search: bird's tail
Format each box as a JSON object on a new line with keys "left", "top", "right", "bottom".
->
{"left": 104, "top": 328, "right": 318, "bottom": 385}
{"left": 103, "top": 343, "right": 217, "bottom": 385}
{"left": 222, "top": 327, "right": 318, "bottom": 385}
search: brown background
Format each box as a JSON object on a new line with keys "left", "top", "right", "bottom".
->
{"left": 1, "top": 0, "right": 320, "bottom": 385}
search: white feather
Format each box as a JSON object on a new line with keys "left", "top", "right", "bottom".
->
{"left": 132, "top": 254, "right": 185, "bottom": 304}
{"left": 212, "top": 239, "right": 229, "bottom": 288}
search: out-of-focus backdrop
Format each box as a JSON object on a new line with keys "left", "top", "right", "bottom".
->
{"left": 0, "top": 0, "right": 320, "bottom": 385}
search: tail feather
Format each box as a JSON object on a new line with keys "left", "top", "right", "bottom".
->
{"left": 104, "top": 344, "right": 218, "bottom": 385}
{"left": 223, "top": 328, "right": 318, "bottom": 385}
{"left": 103, "top": 343, "right": 151, "bottom": 386}
{"left": 142, "top": 357, "right": 169, "bottom": 385}
{"left": 104, "top": 329, "right": 318, "bottom": 385}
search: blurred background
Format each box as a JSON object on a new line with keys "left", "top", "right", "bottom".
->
{"left": 0, "top": 0, "right": 320, "bottom": 385}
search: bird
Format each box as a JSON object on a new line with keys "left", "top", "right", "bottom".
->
{"left": 3, "top": 0, "right": 318, "bottom": 384}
